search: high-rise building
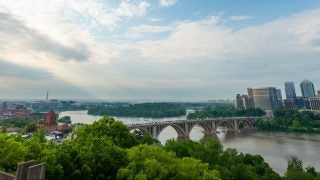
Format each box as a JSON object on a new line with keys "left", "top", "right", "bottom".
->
{"left": 318, "top": 90, "right": 320, "bottom": 96}
{"left": 284, "top": 82, "right": 297, "bottom": 100}
{"left": 247, "top": 87, "right": 279, "bottom": 113}
{"left": 276, "top": 89, "right": 283, "bottom": 108}
{"left": 300, "top": 79, "right": 316, "bottom": 98}
{"left": 235, "top": 94, "right": 251, "bottom": 109}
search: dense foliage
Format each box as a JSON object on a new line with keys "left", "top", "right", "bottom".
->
{"left": 256, "top": 109, "right": 320, "bottom": 133}
{"left": 187, "top": 106, "right": 266, "bottom": 119}
{"left": 58, "top": 116, "right": 72, "bottom": 124}
{"left": 164, "top": 140, "right": 280, "bottom": 180}
{"left": 0, "top": 116, "right": 319, "bottom": 179}
{"left": 88, "top": 103, "right": 186, "bottom": 118}
{"left": 285, "top": 156, "right": 320, "bottom": 180}
{"left": 0, "top": 119, "right": 37, "bottom": 128}
{"left": 32, "top": 100, "right": 87, "bottom": 113}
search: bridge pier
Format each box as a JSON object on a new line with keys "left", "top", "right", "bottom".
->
{"left": 127, "top": 116, "right": 263, "bottom": 141}
{"left": 203, "top": 131, "right": 218, "bottom": 139}
{"left": 234, "top": 120, "right": 239, "bottom": 131}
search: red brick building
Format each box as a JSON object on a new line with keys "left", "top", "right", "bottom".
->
{"left": 36, "top": 110, "right": 71, "bottom": 133}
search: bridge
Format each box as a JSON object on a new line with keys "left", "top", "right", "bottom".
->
{"left": 127, "top": 116, "right": 268, "bottom": 139}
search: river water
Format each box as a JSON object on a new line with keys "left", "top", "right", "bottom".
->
{"left": 59, "top": 110, "right": 320, "bottom": 175}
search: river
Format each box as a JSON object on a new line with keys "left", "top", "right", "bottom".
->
{"left": 59, "top": 110, "right": 320, "bottom": 175}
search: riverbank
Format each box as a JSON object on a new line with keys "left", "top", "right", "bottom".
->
{"left": 60, "top": 110, "right": 320, "bottom": 175}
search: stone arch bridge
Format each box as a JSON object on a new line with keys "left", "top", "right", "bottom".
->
{"left": 127, "top": 116, "right": 267, "bottom": 139}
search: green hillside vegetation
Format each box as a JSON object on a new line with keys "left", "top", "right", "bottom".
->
{"left": 256, "top": 109, "right": 320, "bottom": 133}
{"left": 88, "top": 103, "right": 186, "bottom": 118}
{"left": 187, "top": 106, "right": 266, "bottom": 119}
{"left": 1, "top": 116, "right": 319, "bottom": 179}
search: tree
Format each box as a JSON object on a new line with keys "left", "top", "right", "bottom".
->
{"left": 25, "top": 123, "right": 37, "bottom": 133}
{"left": 0, "top": 133, "right": 27, "bottom": 172}
{"left": 131, "top": 129, "right": 160, "bottom": 145}
{"left": 58, "top": 116, "right": 72, "bottom": 124}
{"left": 117, "top": 144, "right": 221, "bottom": 180}
{"left": 287, "top": 156, "right": 303, "bottom": 171}
{"left": 74, "top": 116, "right": 138, "bottom": 148}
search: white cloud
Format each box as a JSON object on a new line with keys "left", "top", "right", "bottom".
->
{"left": 148, "top": 17, "right": 165, "bottom": 22}
{"left": 1, "top": 0, "right": 320, "bottom": 100}
{"left": 114, "top": 0, "right": 150, "bottom": 18}
{"left": 132, "top": 24, "right": 172, "bottom": 33}
{"left": 159, "top": 0, "right": 178, "bottom": 7}
{"left": 228, "top": 15, "right": 253, "bottom": 21}
{"left": 133, "top": 9, "right": 320, "bottom": 65}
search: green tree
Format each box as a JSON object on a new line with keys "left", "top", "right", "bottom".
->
{"left": 0, "top": 133, "right": 27, "bottom": 172}
{"left": 74, "top": 116, "right": 138, "bottom": 148}
{"left": 25, "top": 123, "right": 37, "bottom": 133}
{"left": 58, "top": 116, "right": 72, "bottom": 124}
{"left": 117, "top": 144, "right": 221, "bottom": 180}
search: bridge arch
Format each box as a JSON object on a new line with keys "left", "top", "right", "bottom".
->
{"left": 237, "top": 119, "right": 254, "bottom": 130}
{"left": 216, "top": 120, "right": 235, "bottom": 130}
{"left": 156, "top": 124, "right": 188, "bottom": 139}
{"left": 187, "top": 122, "right": 213, "bottom": 134}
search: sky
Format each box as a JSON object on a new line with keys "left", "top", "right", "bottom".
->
{"left": 1, "top": 0, "right": 320, "bottom": 101}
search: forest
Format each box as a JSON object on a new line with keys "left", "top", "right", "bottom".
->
{"left": 88, "top": 103, "right": 186, "bottom": 118}
{"left": 1, "top": 116, "right": 319, "bottom": 180}
{"left": 187, "top": 106, "right": 266, "bottom": 119}
{"left": 256, "top": 109, "right": 320, "bottom": 133}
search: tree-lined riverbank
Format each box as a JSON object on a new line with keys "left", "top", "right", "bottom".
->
{"left": 3, "top": 116, "right": 319, "bottom": 179}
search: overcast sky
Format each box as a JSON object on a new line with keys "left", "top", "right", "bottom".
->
{"left": 1, "top": 0, "right": 320, "bottom": 101}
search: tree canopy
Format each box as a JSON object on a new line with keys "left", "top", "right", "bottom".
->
{"left": 187, "top": 106, "right": 266, "bottom": 119}
{"left": 256, "top": 109, "right": 320, "bottom": 133}
{"left": 88, "top": 103, "right": 186, "bottom": 118}
{"left": 1, "top": 116, "right": 319, "bottom": 179}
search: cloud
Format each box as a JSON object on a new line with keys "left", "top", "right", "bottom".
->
{"left": 131, "top": 25, "right": 172, "bottom": 33}
{"left": 126, "top": 24, "right": 172, "bottom": 39}
{"left": 228, "top": 15, "right": 253, "bottom": 21}
{"left": 1, "top": 0, "right": 320, "bottom": 100}
{"left": 0, "top": 60, "right": 53, "bottom": 79}
{"left": 0, "top": 11, "right": 91, "bottom": 63}
{"left": 159, "top": 0, "right": 178, "bottom": 7}
{"left": 0, "top": 59, "right": 91, "bottom": 99}
{"left": 133, "top": 9, "right": 320, "bottom": 65}
{"left": 114, "top": 0, "right": 150, "bottom": 18}
{"left": 65, "top": 0, "right": 150, "bottom": 30}
{"left": 148, "top": 17, "right": 165, "bottom": 22}
{"left": 0, "top": 10, "right": 90, "bottom": 62}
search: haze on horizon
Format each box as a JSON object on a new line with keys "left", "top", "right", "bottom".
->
{"left": 1, "top": 0, "right": 320, "bottom": 101}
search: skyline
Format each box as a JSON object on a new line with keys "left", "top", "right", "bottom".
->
{"left": 1, "top": 0, "right": 320, "bottom": 100}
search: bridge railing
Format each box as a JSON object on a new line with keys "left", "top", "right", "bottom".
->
{"left": 127, "top": 116, "right": 269, "bottom": 128}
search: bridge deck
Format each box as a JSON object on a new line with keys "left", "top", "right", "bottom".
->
{"left": 127, "top": 116, "right": 267, "bottom": 128}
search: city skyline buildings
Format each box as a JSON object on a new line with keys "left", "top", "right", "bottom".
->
{"left": 284, "top": 82, "right": 297, "bottom": 100}
{"left": 247, "top": 87, "right": 279, "bottom": 113}
{"left": 300, "top": 79, "right": 316, "bottom": 98}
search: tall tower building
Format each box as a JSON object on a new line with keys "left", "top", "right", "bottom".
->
{"left": 300, "top": 79, "right": 316, "bottom": 98}
{"left": 247, "top": 87, "right": 279, "bottom": 113}
{"left": 235, "top": 94, "right": 251, "bottom": 109}
{"left": 284, "top": 82, "right": 297, "bottom": 100}
{"left": 276, "top": 89, "right": 283, "bottom": 108}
